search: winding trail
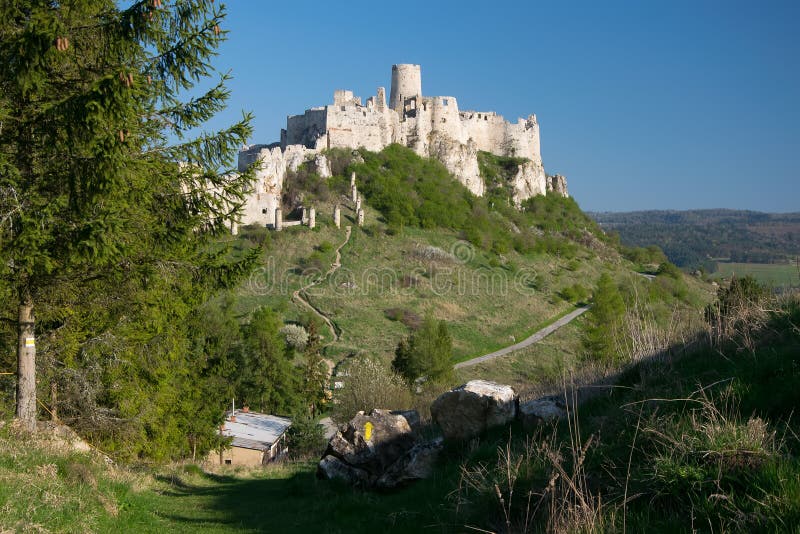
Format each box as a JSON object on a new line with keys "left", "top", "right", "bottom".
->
{"left": 292, "top": 226, "right": 352, "bottom": 343}
{"left": 454, "top": 305, "right": 590, "bottom": 369}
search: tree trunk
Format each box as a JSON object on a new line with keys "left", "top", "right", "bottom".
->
{"left": 50, "top": 381, "right": 58, "bottom": 422}
{"left": 16, "top": 297, "right": 36, "bottom": 432}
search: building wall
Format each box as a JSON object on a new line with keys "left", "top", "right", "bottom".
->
{"left": 206, "top": 446, "right": 264, "bottom": 467}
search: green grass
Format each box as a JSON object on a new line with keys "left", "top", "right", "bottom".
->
{"left": 455, "top": 318, "right": 586, "bottom": 394}
{"left": 0, "top": 433, "right": 463, "bottom": 533}
{"left": 451, "top": 304, "right": 582, "bottom": 365}
{"left": 5, "top": 301, "right": 797, "bottom": 533}
{"left": 233, "top": 203, "right": 622, "bottom": 367}
{"left": 714, "top": 261, "right": 799, "bottom": 288}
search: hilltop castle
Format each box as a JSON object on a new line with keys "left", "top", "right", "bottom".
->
{"left": 237, "top": 64, "right": 566, "bottom": 228}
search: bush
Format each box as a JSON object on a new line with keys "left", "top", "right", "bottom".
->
{"left": 280, "top": 324, "right": 309, "bottom": 352}
{"left": 332, "top": 354, "right": 412, "bottom": 423}
{"left": 656, "top": 261, "right": 682, "bottom": 279}
{"left": 559, "top": 283, "right": 590, "bottom": 304}
{"left": 392, "top": 315, "right": 453, "bottom": 384}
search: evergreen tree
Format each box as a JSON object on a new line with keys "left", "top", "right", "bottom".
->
{"left": 239, "top": 307, "right": 299, "bottom": 414}
{"left": 585, "top": 273, "right": 626, "bottom": 363}
{"left": 300, "top": 322, "right": 329, "bottom": 417}
{"left": 0, "top": 1, "right": 255, "bottom": 432}
{"left": 392, "top": 315, "right": 453, "bottom": 384}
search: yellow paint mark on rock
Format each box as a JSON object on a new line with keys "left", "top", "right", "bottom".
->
{"left": 364, "top": 421, "right": 373, "bottom": 441}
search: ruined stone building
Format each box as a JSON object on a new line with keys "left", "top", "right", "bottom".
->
{"left": 236, "top": 64, "right": 567, "bottom": 228}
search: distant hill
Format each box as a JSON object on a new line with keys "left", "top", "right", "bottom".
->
{"left": 589, "top": 209, "right": 800, "bottom": 269}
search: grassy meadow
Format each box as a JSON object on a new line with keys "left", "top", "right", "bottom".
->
{"left": 714, "top": 261, "right": 799, "bottom": 288}
{"left": 231, "top": 197, "right": 621, "bottom": 366}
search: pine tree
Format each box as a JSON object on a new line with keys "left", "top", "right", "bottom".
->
{"left": 585, "top": 273, "right": 626, "bottom": 363}
{"left": 0, "top": 1, "right": 255, "bottom": 431}
{"left": 300, "top": 322, "right": 329, "bottom": 417}
{"left": 240, "top": 307, "right": 299, "bottom": 414}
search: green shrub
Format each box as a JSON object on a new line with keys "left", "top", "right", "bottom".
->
{"left": 559, "top": 283, "right": 590, "bottom": 304}
{"left": 286, "top": 415, "right": 326, "bottom": 459}
{"left": 392, "top": 315, "right": 453, "bottom": 384}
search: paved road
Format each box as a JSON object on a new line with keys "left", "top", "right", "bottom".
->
{"left": 454, "top": 306, "right": 591, "bottom": 369}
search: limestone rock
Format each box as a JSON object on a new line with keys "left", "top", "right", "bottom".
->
{"left": 318, "top": 408, "right": 442, "bottom": 489}
{"left": 312, "top": 153, "right": 332, "bottom": 178}
{"left": 546, "top": 174, "right": 569, "bottom": 197}
{"left": 518, "top": 397, "right": 567, "bottom": 428}
{"left": 317, "top": 455, "right": 370, "bottom": 486}
{"left": 429, "top": 133, "right": 484, "bottom": 196}
{"left": 391, "top": 409, "right": 420, "bottom": 430}
{"left": 430, "top": 380, "right": 517, "bottom": 440}
{"left": 511, "top": 160, "right": 547, "bottom": 207}
{"left": 375, "top": 437, "right": 443, "bottom": 490}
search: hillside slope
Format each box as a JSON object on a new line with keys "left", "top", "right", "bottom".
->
{"left": 232, "top": 146, "right": 711, "bottom": 373}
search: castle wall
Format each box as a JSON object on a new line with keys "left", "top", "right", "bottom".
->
{"left": 460, "top": 111, "right": 508, "bottom": 155}
{"left": 504, "top": 115, "right": 541, "bottom": 161}
{"left": 324, "top": 103, "right": 399, "bottom": 152}
{"left": 284, "top": 108, "right": 327, "bottom": 149}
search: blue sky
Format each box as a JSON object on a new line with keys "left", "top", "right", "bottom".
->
{"left": 207, "top": 0, "right": 799, "bottom": 213}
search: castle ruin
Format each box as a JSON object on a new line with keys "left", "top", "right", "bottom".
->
{"left": 237, "top": 64, "right": 566, "bottom": 228}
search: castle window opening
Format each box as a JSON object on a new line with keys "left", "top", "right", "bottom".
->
{"left": 341, "top": 106, "right": 346, "bottom": 111}
{"left": 484, "top": 115, "right": 488, "bottom": 121}
{"left": 442, "top": 98, "right": 448, "bottom": 106}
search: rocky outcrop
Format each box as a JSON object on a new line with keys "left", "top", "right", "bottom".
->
{"left": 375, "top": 437, "right": 443, "bottom": 489}
{"left": 311, "top": 153, "right": 332, "bottom": 178}
{"left": 430, "top": 380, "right": 517, "bottom": 440}
{"left": 546, "top": 174, "right": 569, "bottom": 197}
{"left": 317, "top": 409, "right": 441, "bottom": 490}
{"left": 518, "top": 397, "right": 567, "bottom": 429}
{"left": 429, "top": 133, "right": 484, "bottom": 196}
{"left": 511, "top": 160, "right": 547, "bottom": 207}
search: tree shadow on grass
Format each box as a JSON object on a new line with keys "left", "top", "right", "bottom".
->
{"left": 152, "top": 462, "right": 462, "bottom": 533}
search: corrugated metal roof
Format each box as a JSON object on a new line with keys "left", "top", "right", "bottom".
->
{"left": 221, "top": 410, "right": 292, "bottom": 451}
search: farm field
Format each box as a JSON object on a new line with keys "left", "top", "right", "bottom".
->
{"left": 714, "top": 261, "right": 799, "bottom": 288}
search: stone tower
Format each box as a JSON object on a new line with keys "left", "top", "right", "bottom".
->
{"left": 389, "top": 64, "right": 422, "bottom": 112}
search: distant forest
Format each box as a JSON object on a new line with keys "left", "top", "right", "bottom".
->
{"left": 589, "top": 209, "right": 800, "bottom": 269}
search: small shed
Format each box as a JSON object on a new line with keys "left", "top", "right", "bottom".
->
{"left": 210, "top": 409, "right": 292, "bottom": 467}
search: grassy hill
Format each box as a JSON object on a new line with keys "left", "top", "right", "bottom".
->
{"left": 228, "top": 146, "right": 712, "bottom": 377}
